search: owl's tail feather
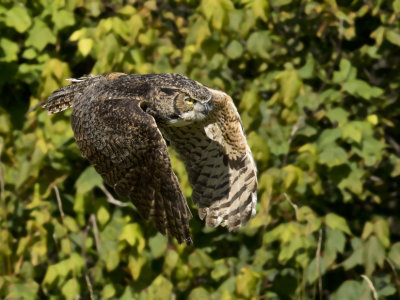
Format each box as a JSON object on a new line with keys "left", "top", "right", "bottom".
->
{"left": 131, "top": 171, "right": 193, "bottom": 246}
{"left": 42, "top": 77, "right": 92, "bottom": 114}
{"left": 157, "top": 172, "right": 193, "bottom": 245}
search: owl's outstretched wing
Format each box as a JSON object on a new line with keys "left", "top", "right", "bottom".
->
{"left": 160, "top": 89, "right": 257, "bottom": 231}
{"left": 45, "top": 80, "right": 193, "bottom": 245}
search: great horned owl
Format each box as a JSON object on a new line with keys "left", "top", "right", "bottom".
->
{"left": 43, "top": 73, "right": 258, "bottom": 245}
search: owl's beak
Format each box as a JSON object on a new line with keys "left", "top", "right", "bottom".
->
{"left": 196, "top": 100, "right": 213, "bottom": 115}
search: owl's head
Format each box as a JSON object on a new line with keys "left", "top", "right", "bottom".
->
{"left": 144, "top": 73, "right": 214, "bottom": 126}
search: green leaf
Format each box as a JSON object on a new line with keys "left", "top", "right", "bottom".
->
{"left": 5, "top": 5, "right": 32, "bottom": 33}
{"left": 276, "top": 68, "right": 302, "bottom": 107}
{"left": 25, "top": 19, "right": 56, "bottom": 51}
{"left": 97, "top": 205, "right": 110, "bottom": 227}
{"left": 200, "top": 0, "right": 234, "bottom": 30}
{"left": 22, "top": 48, "right": 37, "bottom": 60}
{"left": 236, "top": 267, "right": 260, "bottom": 298}
{"left": 361, "top": 222, "right": 374, "bottom": 240}
{"left": 370, "top": 26, "right": 386, "bottom": 46}
{"left": 342, "top": 79, "right": 383, "bottom": 100}
{"left": 325, "top": 229, "right": 346, "bottom": 256}
{"left": 364, "top": 236, "right": 385, "bottom": 276}
{"left": 6, "top": 281, "right": 39, "bottom": 300}
{"left": 189, "top": 249, "right": 215, "bottom": 271}
{"left": 226, "top": 40, "right": 243, "bottom": 59}
{"left": 128, "top": 255, "right": 146, "bottom": 280}
{"left": 52, "top": 10, "right": 75, "bottom": 31}
{"left": 282, "top": 165, "right": 303, "bottom": 189}
{"left": 120, "top": 287, "right": 135, "bottom": 300}
{"left": 149, "top": 233, "right": 167, "bottom": 259}
{"left": 374, "top": 219, "right": 390, "bottom": 248}
{"left": 394, "top": 0, "right": 400, "bottom": 13}
{"left": 75, "top": 167, "right": 103, "bottom": 195}
{"left": 245, "top": 0, "right": 270, "bottom": 21}
{"left": 325, "top": 213, "right": 352, "bottom": 235}
{"left": 101, "top": 284, "right": 116, "bottom": 299}
{"left": 354, "top": 136, "right": 385, "bottom": 167}
{"left": 318, "top": 144, "right": 347, "bottom": 167}
{"left": 61, "top": 279, "right": 80, "bottom": 300}
{"left": 337, "top": 164, "right": 364, "bottom": 196}
{"left": 211, "top": 259, "right": 230, "bottom": 280}
{"left": 247, "top": 31, "right": 271, "bottom": 60}
{"left": 105, "top": 249, "right": 120, "bottom": 271}
{"left": 119, "top": 223, "right": 145, "bottom": 249}
{"left": 163, "top": 250, "right": 179, "bottom": 277}
{"left": 145, "top": 275, "right": 173, "bottom": 299}
{"left": 297, "top": 54, "right": 315, "bottom": 79}
{"left": 78, "top": 38, "right": 93, "bottom": 57}
{"left": 343, "top": 238, "right": 364, "bottom": 270}
{"left": 0, "top": 38, "right": 19, "bottom": 62}
{"left": 278, "top": 236, "right": 307, "bottom": 263}
{"left": 306, "top": 257, "right": 327, "bottom": 283}
{"left": 342, "top": 122, "right": 363, "bottom": 143}
{"left": 331, "top": 280, "right": 370, "bottom": 300}
{"left": 388, "top": 242, "right": 400, "bottom": 267}
{"left": 325, "top": 107, "right": 349, "bottom": 125}
{"left": 332, "top": 59, "right": 357, "bottom": 83}
{"left": 269, "top": 0, "right": 292, "bottom": 7}
{"left": 317, "top": 128, "right": 342, "bottom": 148}
{"left": 385, "top": 29, "right": 400, "bottom": 47}
{"left": 188, "top": 287, "right": 211, "bottom": 300}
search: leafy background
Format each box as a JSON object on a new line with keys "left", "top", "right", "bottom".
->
{"left": 1, "top": 0, "right": 400, "bottom": 299}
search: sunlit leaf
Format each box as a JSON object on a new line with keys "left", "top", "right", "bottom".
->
{"left": 0, "top": 38, "right": 19, "bottom": 62}
{"left": 236, "top": 267, "right": 260, "bottom": 298}
{"left": 145, "top": 275, "right": 173, "bottom": 299}
{"left": 385, "top": 29, "right": 400, "bottom": 47}
{"left": 119, "top": 223, "right": 145, "bottom": 252}
{"left": 101, "top": 284, "right": 116, "bottom": 299}
{"left": 200, "top": 0, "right": 233, "bottom": 30}
{"left": 78, "top": 38, "right": 93, "bottom": 57}
{"left": 97, "top": 205, "right": 110, "bottom": 227}
{"left": 52, "top": 10, "right": 75, "bottom": 31}
{"left": 61, "top": 278, "right": 80, "bottom": 300}
{"left": 5, "top": 5, "right": 32, "bottom": 33}
{"left": 25, "top": 19, "right": 56, "bottom": 51}
{"left": 325, "top": 213, "right": 352, "bottom": 235}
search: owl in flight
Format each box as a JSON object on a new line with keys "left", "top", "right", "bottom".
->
{"left": 43, "top": 73, "right": 258, "bottom": 245}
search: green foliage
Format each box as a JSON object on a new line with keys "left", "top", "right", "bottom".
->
{"left": 1, "top": 0, "right": 400, "bottom": 299}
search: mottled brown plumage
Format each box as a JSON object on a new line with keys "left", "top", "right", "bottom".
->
{"left": 43, "top": 73, "right": 257, "bottom": 245}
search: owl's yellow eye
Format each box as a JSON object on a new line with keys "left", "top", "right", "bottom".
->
{"left": 185, "top": 97, "right": 194, "bottom": 105}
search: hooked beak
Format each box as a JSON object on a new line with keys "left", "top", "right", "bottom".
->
{"left": 195, "top": 99, "right": 213, "bottom": 115}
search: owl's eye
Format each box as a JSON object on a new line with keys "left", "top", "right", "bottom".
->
{"left": 184, "top": 97, "right": 195, "bottom": 105}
